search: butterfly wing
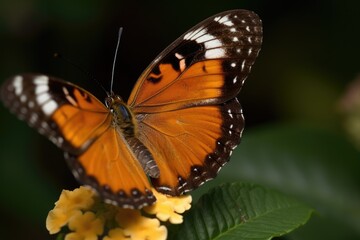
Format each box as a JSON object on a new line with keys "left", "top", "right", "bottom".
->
{"left": 129, "top": 10, "right": 262, "bottom": 195}
{"left": 137, "top": 98, "right": 243, "bottom": 195}
{"left": 1, "top": 74, "right": 154, "bottom": 208}
{"left": 128, "top": 9, "right": 262, "bottom": 113}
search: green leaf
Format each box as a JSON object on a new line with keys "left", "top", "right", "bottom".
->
{"left": 231, "top": 124, "right": 360, "bottom": 234}
{"left": 189, "top": 124, "right": 360, "bottom": 239}
{"left": 170, "top": 182, "right": 312, "bottom": 240}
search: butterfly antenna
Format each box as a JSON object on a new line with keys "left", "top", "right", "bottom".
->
{"left": 53, "top": 53, "right": 110, "bottom": 96}
{"left": 110, "top": 27, "right": 123, "bottom": 95}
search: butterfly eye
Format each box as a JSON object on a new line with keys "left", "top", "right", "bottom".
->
{"left": 118, "top": 105, "right": 131, "bottom": 122}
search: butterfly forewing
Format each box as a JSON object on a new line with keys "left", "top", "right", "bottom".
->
{"left": 1, "top": 74, "right": 108, "bottom": 152}
{"left": 1, "top": 74, "right": 155, "bottom": 208}
{"left": 128, "top": 9, "right": 262, "bottom": 112}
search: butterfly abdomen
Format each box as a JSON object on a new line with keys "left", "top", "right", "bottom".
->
{"left": 126, "top": 137, "right": 160, "bottom": 178}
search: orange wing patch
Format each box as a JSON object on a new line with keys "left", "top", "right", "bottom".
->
{"left": 129, "top": 60, "right": 225, "bottom": 113}
{"left": 66, "top": 127, "right": 155, "bottom": 208}
{"left": 51, "top": 105, "right": 110, "bottom": 151}
{"left": 136, "top": 98, "right": 243, "bottom": 195}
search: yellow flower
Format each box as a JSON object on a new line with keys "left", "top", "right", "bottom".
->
{"left": 46, "top": 186, "right": 192, "bottom": 239}
{"left": 103, "top": 228, "right": 128, "bottom": 240}
{"left": 56, "top": 186, "right": 96, "bottom": 210}
{"left": 46, "top": 186, "right": 97, "bottom": 234}
{"left": 113, "top": 208, "right": 167, "bottom": 240}
{"left": 144, "top": 189, "right": 192, "bottom": 224}
{"left": 65, "top": 211, "right": 104, "bottom": 240}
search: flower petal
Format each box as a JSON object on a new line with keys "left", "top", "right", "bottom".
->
{"left": 103, "top": 228, "right": 129, "bottom": 240}
{"left": 144, "top": 188, "right": 192, "bottom": 224}
{"left": 116, "top": 209, "right": 167, "bottom": 240}
{"left": 68, "top": 211, "right": 104, "bottom": 239}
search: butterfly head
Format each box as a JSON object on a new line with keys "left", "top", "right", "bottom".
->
{"left": 105, "top": 94, "right": 124, "bottom": 109}
{"left": 105, "top": 94, "right": 137, "bottom": 137}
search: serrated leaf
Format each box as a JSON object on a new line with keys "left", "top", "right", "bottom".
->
{"left": 170, "top": 182, "right": 312, "bottom": 240}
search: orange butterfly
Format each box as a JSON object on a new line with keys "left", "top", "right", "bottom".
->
{"left": 1, "top": 9, "right": 262, "bottom": 208}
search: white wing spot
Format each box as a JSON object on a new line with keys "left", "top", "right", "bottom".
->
{"left": 175, "top": 53, "right": 184, "bottom": 59}
{"left": 62, "top": 87, "right": 78, "bottom": 106}
{"left": 35, "top": 84, "right": 49, "bottom": 94}
{"left": 13, "top": 75, "right": 23, "bottom": 96}
{"left": 205, "top": 39, "right": 223, "bottom": 48}
{"left": 34, "top": 75, "right": 49, "bottom": 85}
{"left": 179, "top": 59, "right": 186, "bottom": 72}
{"left": 20, "top": 95, "right": 27, "bottom": 102}
{"left": 42, "top": 100, "right": 58, "bottom": 116}
{"left": 36, "top": 93, "right": 51, "bottom": 105}
{"left": 246, "top": 26, "right": 251, "bottom": 32}
{"left": 57, "top": 137, "right": 64, "bottom": 145}
{"left": 233, "top": 37, "right": 239, "bottom": 42}
{"left": 223, "top": 20, "right": 234, "bottom": 26}
{"left": 62, "top": 86, "right": 69, "bottom": 95}
{"left": 231, "top": 62, "right": 236, "bottom": 68}
{"left": 205, "top": 48, "right": 225, "bottom": 59}
{"left": 233, "top": 76, "right": 238, "bottom": 84}
{"left": 30, "top": 113, "right": 38, "bottom": 124}
{"left": 228, "top": 109, "right": 233, "bottom": 119}
{"left": 215, "top": 15, "right": 234, "bottom": 26}
{"left": 41, "top": 121, "right": 48, "bottom": 129}
{"left": 197, "top": 33, "right": 216, "bottom": 43}
{"left": 28, "top": 101, "right": 35, "bottom": 108}
{"left": 184, "top": 26, "right": 225, "bottom": 59}
{"left": 248, "top": 48, "right": 253, "bottom": 55}
{"left": 241, "top": 60, "right": 246, "bottom": 71}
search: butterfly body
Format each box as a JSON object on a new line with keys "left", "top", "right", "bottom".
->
{"left": 1, "top": 9, "right": 262, "bottom": 208}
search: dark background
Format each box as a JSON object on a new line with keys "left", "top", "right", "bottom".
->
{"left": 0, "top": 1, "right": 359, "bottom": 239}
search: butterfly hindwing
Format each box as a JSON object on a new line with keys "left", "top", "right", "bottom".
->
{"left": 1, "top": 74, "right": 155, "bottom": 208}
{"left": 65, "top": 127, "right": 155, "bottom": 208}
{"left": 128, "top": 9, "right": 262, "bottom": 113}
{"left": 137, "top": 98, "right": 243, "bottom": 195}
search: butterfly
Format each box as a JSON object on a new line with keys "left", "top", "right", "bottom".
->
{"left": 1, "top": 9, "right": 262, "bottom": 209}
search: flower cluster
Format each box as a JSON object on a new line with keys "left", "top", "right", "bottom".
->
{"left": 46, "top": 186, "right": 192, "bottom": 240}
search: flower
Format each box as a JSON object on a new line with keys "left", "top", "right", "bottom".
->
{"left": 103, "top": 228, "right": 127, "bottom": 240}
{"left": 66, "top": 211, "right": 104, "bottom": 240}
{"left": 46, "top": 186, "right": 192, "bottom": 240}
{"left": 106, "top": 209, "right": 167, "bottom": 240}
{"left": 144, "top": 189, "right": 192, "bottom": 224}
{"left": 46, "top": 186, "right": 97, "bottom": 234}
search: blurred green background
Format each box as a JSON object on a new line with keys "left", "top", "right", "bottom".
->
{"left": 0, "top": 0, "right": 360, "bottom": 239}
